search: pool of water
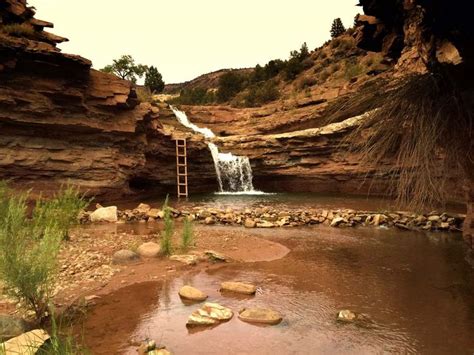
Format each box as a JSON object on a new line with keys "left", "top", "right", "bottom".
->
{"left": 105, "top": 192, "right": 466, "bottom": 215}
{"left": 80, "top": 225, "right": 474, "bottom": 354}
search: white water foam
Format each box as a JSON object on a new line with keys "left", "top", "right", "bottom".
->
{"left": 170, "top": 106, "right": 265, "bottom": 194}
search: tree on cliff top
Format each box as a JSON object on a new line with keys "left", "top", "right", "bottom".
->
{"left": 100, "top": 54, "right": 148, "bottom": 83}
{"left": 145, "top": 66, "right": 165, "bottom": 93}
{"left": 330, "top": 18, "right": 346, "bottom": 38}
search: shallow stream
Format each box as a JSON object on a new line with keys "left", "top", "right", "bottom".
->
{"left": 80, "top": 223, "right": 474, "bottom": 354}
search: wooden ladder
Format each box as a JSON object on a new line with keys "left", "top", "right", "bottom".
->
{"left": 175, "top": 138, "right": 188, "bottom": 198}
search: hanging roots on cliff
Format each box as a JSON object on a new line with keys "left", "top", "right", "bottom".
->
{"left": 332, "top": 71, "right": 473, "bottom": 210}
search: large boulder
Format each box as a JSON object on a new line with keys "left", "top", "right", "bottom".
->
{"left": 112, "top": 249, "right": 139, "bottom": 264}
{"left": 137, "top": 242, "right": 161, "bottom": 258}
{"left": 90, "top": 206, "right": 118, "bottom": 223}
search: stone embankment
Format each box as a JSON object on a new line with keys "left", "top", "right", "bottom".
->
{"left": 82, "top": 203, "right": 465, "bottom": 233}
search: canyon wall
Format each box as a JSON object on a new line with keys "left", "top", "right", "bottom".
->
{"left": 0, "top": 0, "right": 216, "bottom": 198}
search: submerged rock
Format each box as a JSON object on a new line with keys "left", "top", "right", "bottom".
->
{"left": 186, "top": 303, "right": 233, "bottom": 326}
{"left": 238, "top": 308, "right": 282, "bottom": 325}
{"left": 0, "top": 315, "right": 29, "bottom": 342}
{"left": 112, "top": 249, "right": 139, "bottom": 264}
{"left": 179, "top": 286, "right": 208, "bottom": 302}
{"left": 220, "top": 281, "right": 257, "bottom": 295}
{"left": 90, "top": 206, "right": 118, "bottom": 223}
{"left": 137, "top": 242, "right": 161, "bottom": 258}
{"left": 337, "top": 309, "right": 357, "bottom": 322}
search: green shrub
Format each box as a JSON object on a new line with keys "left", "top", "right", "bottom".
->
{"left": 160, "top": 196, "right": 173, "bottom": 256}
{"left": 169, "top": 87, "right": 216, "bottom": 105}
{"left": 243, "top": 80, "right": 280, "bottom": 107}
{"left": 181, "top": 217, "right": 194, "bottom": 250}
{"left": 33, "top": 184, "right": 89, "bottom": 240}
{"left": 0, "top": 182, "right": 87, "bottom": 323}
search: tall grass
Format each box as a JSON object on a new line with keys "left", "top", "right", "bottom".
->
{"left": 181, "top": 217, "right": 194, "bottom": 250}
{"left": 33, "top": 184, "right": 89, "bottom": 239}
{"left": 0, "top": 182, "right": 88, "bottom": 323}
{"left": 160, "top": 195, "right": 173, "bottom": 256}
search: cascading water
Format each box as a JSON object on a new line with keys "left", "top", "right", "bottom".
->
{"left": 170, "top": 106, "right": 262, "bottom": 194}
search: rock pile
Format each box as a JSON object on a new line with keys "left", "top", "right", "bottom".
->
{"left": 82, "top": 204, "right": 465, "bottom": 233}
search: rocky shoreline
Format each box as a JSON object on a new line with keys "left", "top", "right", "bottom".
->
{"left": 83, "top": 203, "right": 465, "bottom": 233}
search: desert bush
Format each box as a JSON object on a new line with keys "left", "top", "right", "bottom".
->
{"left": 331, "top": 38, "right": 342, "bottom": 49}
{"left": 319, "top": 69, "right": 331, "bottom": 82}
{"left": 160, "top": 196, "right": 173, "bottom": 256}
{"left": 181, "top": 217, "right": 194, "bottom": 250}
{"left": 344, "top": 63, "right": 365, "bottom": 80}
{"left": 136, "top": 86, "right": 154, "bottom": 103}
{"left": 297, "top": 76, "right": 317, "bottom": 90}
{"left": 0, "top": 183, "right": 86, "bottom": 323}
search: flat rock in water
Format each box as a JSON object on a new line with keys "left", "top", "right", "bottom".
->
{"left": 137, "top": 242, "right": 161, "bottom": 258}
{"left": 90, "top": 206, "right": 118, "bottom": 223}
{"left": 0, "top": 315, "right": 28, "bottom": 342}
{"left": 337, "top": 309, "right": 357, "bottom": 322}
{"left": 220, "top": 281, "right": 257, "bottom": 295}
{"left": 112, "top": 249, "right": 139, "bottom": 264}
{"left": 186, "top": 302, "right": 233, "bottom": 326}
{"left": 170, "top": 255, "right": 198, "bottom": 265}
{"left": 1, "top": 329, "right": 50, "bottom": 354}
{"left": 179, "top": 285, "right": 208, "bottom": 302}
{"left": 238, "top": 308, "right": 282, "bottom": 325}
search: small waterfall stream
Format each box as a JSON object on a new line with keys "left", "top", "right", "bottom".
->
{"left": 170, "top": 106, "right": 262, "bottom": 194}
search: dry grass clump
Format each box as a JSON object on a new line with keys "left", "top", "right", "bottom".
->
{"left": 338, "top": 72, "right": 473, "bottom": 210}
{"left": 0, "top": 23, "right": 37, "bottom": 39}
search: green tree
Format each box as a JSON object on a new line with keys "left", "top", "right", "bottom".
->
{"left": 217, "top": 71, "right": 244, "bottom": 102}
{"left": 100, "top": 54, "right": 148, "bottom": 83}
{"left": 145, "top": 66, "right": 165, "bottom": 93}
{"left": 330, "top": 18, "right": 346, "bottom": 38}
{"left": 299, "top": 42, "right": 310, "bottom": 60}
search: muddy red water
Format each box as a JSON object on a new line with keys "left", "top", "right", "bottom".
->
{"left": 79, "top": 224, "right": 474, "bottom": 354}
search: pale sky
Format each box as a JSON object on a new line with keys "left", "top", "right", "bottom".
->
{"left": 29, "top": 1, "right": 359, "bottom": 84}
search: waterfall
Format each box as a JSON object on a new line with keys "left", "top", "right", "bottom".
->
{"left": 170, "top": 106, "right": 262, "bottom": 194}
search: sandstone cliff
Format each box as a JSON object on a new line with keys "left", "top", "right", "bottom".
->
{"left": 0, "top": 0, "right": 216, "bottom": 197}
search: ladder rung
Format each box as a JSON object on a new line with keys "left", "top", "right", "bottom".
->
{"left": 178, "top": 183, "right": 187, "bottom": 186}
